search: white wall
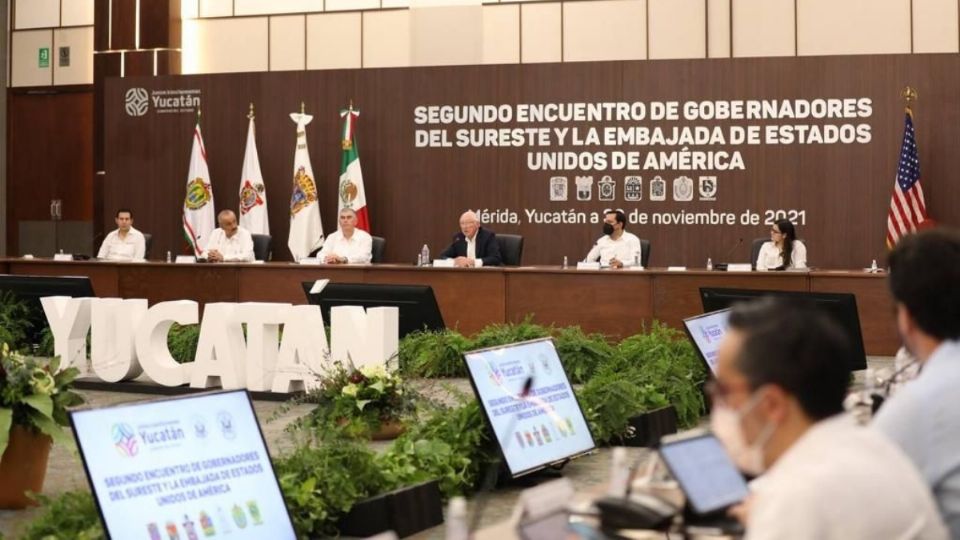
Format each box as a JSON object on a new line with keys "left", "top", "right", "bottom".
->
{"left": 9, "top": 0, "right": 960, "bottom": 86}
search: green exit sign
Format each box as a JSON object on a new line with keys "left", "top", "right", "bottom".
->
{"left": 38, "top": 47, "right": 49, "bottom": 68}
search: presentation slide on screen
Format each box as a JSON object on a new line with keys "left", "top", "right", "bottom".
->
{"left": 683, "top": 310, "right": 731, "bottom": 374}
{"left": 70, "top": 391, "right": 296, "bottom": 540}
{"left": 465, "top": 339, "right": 595, "bottom": 475}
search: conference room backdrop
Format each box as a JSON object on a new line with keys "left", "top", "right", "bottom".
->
{"left": 103, "top": 53, "right": 960, "bottom": 267}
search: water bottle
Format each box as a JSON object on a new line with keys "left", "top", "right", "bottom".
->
{"left": 166, "top": 251, "right": 172, "bottom": 263}
{"left": 870, "top": 259, "right": 878, "bottom": 273}
{"left": 607, "top": 447, "right": 631, "bottom": 496}
{"left": 706, "top": 257, "right": 713, "bottom": 271}
{"left": 634, "top": 251, "right": 640, "bottom": 267}
{"left": 420, "top": 244, "right": 430, "bottom": 267}
{"left": 562, "top": 256, "right": 568, "bottom": 269}
{"left": 445, "top": 496, "right": 468, "bottom": 540}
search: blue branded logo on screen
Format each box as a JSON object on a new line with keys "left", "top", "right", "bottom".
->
{"left": 699, "top": 324, "right": 724, "bottom": 344}
{"left": 217, "top": 411, "right": 237, "bottom": 440}
{"left": 112, "top": 423, "right": 138, "bottom": 457}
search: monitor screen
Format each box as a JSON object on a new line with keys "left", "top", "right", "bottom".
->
{"left": 682, "top": 309, "right": 731, "bottom": 375}
{"left": 658, "top": 433, "right": 749, "bottom": 515}
{"left": 0, "top": 274, "right": 94, "bottom": 344}
{"left": 699, "top": 288, "right": 867, "bottom": 371}
{"left": 69, "top": 390, "right": 296, "bottom": 540}
{"left": 302, "top": 282, "right": 444, "bottom": 339}
{"left": 463, "top": 338, "right": 596, "bottom": 477}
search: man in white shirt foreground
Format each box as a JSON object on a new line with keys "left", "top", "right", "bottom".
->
{"left": 873, "top": 228, "right": 960, "bottom": 538}
{"left": 711, "top": 297, "right": 946, "bottom": 540}
{"left": 317, "top": 207, "right": 372, "bottom": 264}
{"left": 97, "top": 208, "right": 146, "bottom": 261}
{"left": 584, "top": 209, "right": 642, "bottom": 268}
{"left": 205, "top": 210, "right": 254, "bottom": 262}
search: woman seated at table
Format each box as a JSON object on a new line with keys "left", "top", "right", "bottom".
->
{"left": 756, "top": 219, "right": 807, "bottom": 271}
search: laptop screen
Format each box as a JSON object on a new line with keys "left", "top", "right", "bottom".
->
{"left": 682, "top": 309, "right": 731, "bottom": 375}
{"left": 658, "top": 433, "right": 749, "bottom": 515}
{"left": 464, "top": 338, "right": 596, "bottom": 477}
{"left": 69, "top": 390, "right": 296, "bottom": 540}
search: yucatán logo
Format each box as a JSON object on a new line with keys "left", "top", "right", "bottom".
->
{"left": 124, "top": 88, "right": 149, "bottom": 117}
{"left": 112, "top": 423, "right": 139, "bottom": 457}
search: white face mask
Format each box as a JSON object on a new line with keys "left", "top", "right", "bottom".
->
{"left": 710, "top": 390, "right": 775, "bottom": 476}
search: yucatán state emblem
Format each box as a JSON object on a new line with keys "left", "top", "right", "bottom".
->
{"left": 339, "top": 178, "right": 358, "bottom": 208}
{"left": 185, "top": 178, "right": 212, "bottom": 210}
{"left": 239, "top": 180, "right": 264, "bottom": 215}
{"left": 290, "top": 166, "right": 318, "bottom": 216}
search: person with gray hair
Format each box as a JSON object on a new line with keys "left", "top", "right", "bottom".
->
{"left": 438, "top": 210, "right": 502, "bottom": 267}
{"left": 205, "top": 209, "right": 254, "bottom": 262}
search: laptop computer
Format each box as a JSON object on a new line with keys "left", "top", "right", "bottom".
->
{"left": 658, "top": 431, "right": 748, "bottom": 535}
{"left": 69, "top": 390, "right": 297, "bottom": 540}
{"left": 681, "top": 308, "right": 732, "bottom": 375}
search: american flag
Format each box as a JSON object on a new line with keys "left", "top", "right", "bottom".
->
{"left": 886, "top": 109, "right": 928, "bottom": 248}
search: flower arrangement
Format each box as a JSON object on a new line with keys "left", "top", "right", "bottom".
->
{"left": 297, "top": 363, "right": 417, "bottom": 440}
{"left": 0, "top": 343, "right": 84, "bottom": 457}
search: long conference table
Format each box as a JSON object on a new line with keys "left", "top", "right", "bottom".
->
{"left": 0, "top": 258, "right": 899, "bottom": 356}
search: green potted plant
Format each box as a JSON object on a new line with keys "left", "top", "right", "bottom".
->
{"left": 0, "top": 343, "right": 84, "bottom": 508}
{"left": 296, "top": 363, "right": 417, "bottom": 440}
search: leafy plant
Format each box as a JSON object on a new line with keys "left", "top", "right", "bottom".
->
{"left": 0, "top": 343, "right": 85, "bottom": 456}
{"left": 35, "top": 327, "right": 55, "bottom": 358}
{"left": 551, "top": 326, "right": 616, "bottom": 384}
{"left": 615, "top": 322, "right": 708, "bottom": 428}
{"left": 398, "top": 329, "right": 473, "bottom": 378}
{"left": 292, "top": 364, "right": 418, "bottom": 439}
{"left": 275, "top": 440, "right": 387, "bottom": 538}
{"left": 0, "top": 291, "right": 33, "bottom": 352}
{"left": 167, "top": 323, "right": 200, "bottom": 364}
{"left": 470, "top": 317, "right": 552, "bottom": 350}
{"left": 20, "top": 491, "right": 104, "bottom": 540}
{"left": 378, "top": 397, "right": 495, "bottom": 498}
{"left": 578, "top": 370, "right": 669, "bottom": 443}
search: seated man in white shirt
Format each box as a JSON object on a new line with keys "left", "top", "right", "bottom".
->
{"left": 712, "top": 298, "right": 946, "bottom": 540}
{"left": 97, "top": 208, "right": 146, "bottom": 261}
{"left": 873, "top": 228, "right": 960, "bottom": 538}
{"left": 317, "top": 207, "right": 372, "bottom": 264}
{"left": 205, "top": 209, "right": 255, "bottom": 263}
{"left": 584, "top": 209, "right": 642, "bottom": 268}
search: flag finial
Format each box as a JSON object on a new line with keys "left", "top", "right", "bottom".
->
{"left": 349, "top": 99, "right": 354, "bottom": 111}
{"left": 300, "top": 101, "right": 305, "bottom": 115}
{"left": 248, "top": 102, "right": 254, "bottom": 120}
{"left": 196, "top": 108, "right": 201, "bottom": 120}
{"left": 901, "top": 86, "right": 918, "bottom": 104}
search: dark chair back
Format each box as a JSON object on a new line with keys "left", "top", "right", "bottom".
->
{"left": 496, "top": 234, "right": 524, "bottom": 266}
{"left": 142, "top": 233, "right": 153, "bottom": 259}
{"left": 252, "top": 234, "right": 272, "bottom": 261}
{"left": 638, "top": 239, "right": 651, "bottom": 268}
{"left": 751, "top": 238, "right": 768, "bottom": 270}
{"left": 371, "top": 236, "right": 386, "bottom": 263}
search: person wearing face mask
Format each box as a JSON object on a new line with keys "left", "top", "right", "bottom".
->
{"left": 873, "top": 228, "right": 960, "bottom": 538}
{"left": 711, "top": 298, "right": 946, "bottom": 540}
{"left": 584, "top": 209, "right": 642, "bottom": 268}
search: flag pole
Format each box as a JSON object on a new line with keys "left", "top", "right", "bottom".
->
{"left": 300, "top": 101, "right": 305, "bottom": 115}
{"left": 901, "top": 86, "right": 918, "bottom": 113}
{"left": 247, "top": 102, "right": 254, "bottom": 120}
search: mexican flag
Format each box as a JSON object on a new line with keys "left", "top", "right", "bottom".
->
{"left": 338, "top": 105, "right": 370, "bottom": 232}
{"left": 239, "top": 111, "right": 269, "bottom": 235}
{"left": 182, "top": 121, "right": 215, "bottom": 256}
{"left": 287, "top": 108, "right": 324, "bottom": 261}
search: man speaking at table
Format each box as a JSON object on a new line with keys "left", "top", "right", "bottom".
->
{"left": 439, "top": 210, "right": 502, "bottom": 267}
{"left": 205, "top": 209, "right": 254, "bottom": 262}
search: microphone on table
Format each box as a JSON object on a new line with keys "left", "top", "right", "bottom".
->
{"left": 710, "top": 238, "right": 743, "bottom": 271}
{"left": 468, "top": 376, "right": 535, "bottom": 534}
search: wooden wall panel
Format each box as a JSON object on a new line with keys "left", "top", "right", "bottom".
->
{"left": 102, "top": 55, "right": 960, "bottom": 267}
{"left": 7, "top": 90, "right": 94, "bottom": 255}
